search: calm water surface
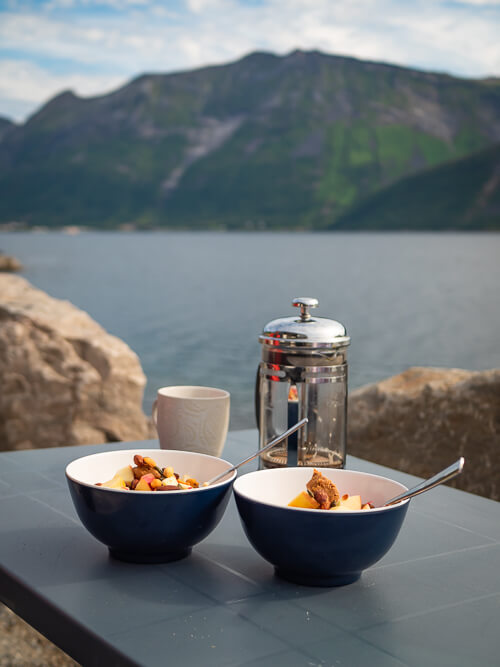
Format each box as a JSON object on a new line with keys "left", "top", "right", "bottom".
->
{"left": 1, "top": 231, "right": 499, "bottom": 429}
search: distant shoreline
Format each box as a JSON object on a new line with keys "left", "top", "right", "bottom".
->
{"left": 0, "top": 225, "right": 498, "bottom": 235}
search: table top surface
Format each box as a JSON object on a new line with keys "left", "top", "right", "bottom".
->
{"left": 1, "top": 430, "right": 499, "bottom": 667}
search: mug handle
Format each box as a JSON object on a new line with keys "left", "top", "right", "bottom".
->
{"left": 152, "top": 398, "right": 158, "bottom": 430}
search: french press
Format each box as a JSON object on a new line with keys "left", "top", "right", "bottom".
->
{"left": 256, "top": 297, "right": 350, "bottom": 469}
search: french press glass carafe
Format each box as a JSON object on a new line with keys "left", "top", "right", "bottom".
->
{"left": 256, "top": 297, "right": 350, "bottom": 469}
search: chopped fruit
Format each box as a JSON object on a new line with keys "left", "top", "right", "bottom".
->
{"left": 330, "top": 495, "right": 362, "bottom": 511}
{"left": 135, "top": 473, "right": 155, "bottom": 491}
{"left": 288, "top": 490, "right": 320, "bottom": 509}
{"left": 115, "top": 465, "right": 134, "bottom": 485}
{"left": 289, "top": 472, "right": 373, "bottom": 511}
{"left": 341, "top": 494, "right": 362, "bottom": 510}
{"left": 135, "top": 479, "right": 152, "bottom": 491}
{"left": 101, "top": 474, "right": 127, "bottom": 489}
{"left": 96, "top": 454, "right": 200, "bottom": 491}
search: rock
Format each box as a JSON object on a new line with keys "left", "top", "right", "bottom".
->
{"left": 0, "top": 254, "right": 22, "bottom": 272}
{"left": 348, "top": 367, "right": 500, "bottom": 501}
{"left": 0, "top": 275, "right": 152, "bottom": 450}
{"left": 0, "top": 604, "right": 77, "bottom": 667}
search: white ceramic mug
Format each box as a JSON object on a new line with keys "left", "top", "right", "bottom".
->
{"left": 152, "top": 386, "right": 230, "bottom": 457}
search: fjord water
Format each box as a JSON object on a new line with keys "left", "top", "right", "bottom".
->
{"left": 2, "top": 231, "right": 499, "bottom": 430}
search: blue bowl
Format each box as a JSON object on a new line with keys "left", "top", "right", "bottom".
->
{"left": 233, "top": 467, "right": 409, "bottom": 586}
{"left": 66, "top": 449, "right": 236, "bottom": 563}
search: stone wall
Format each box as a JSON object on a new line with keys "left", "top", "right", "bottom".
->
{"left": 348, "top": 366, "right": 500, "bottom": 501}
{"left": 0, "top": 275, "right": 151, "bottom": 450}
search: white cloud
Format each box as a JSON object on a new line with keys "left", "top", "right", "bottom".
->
{"left": 0, "top": 0, "right": 499, "bottom": 122}
{"left": 0, "top": 59, "right": 126, "bottom": 119}
{"left": 186, "top": 0, "right": 230, "bottom": 12}
{"left": 454, "top": 0, "right": 500, "bottom": 5}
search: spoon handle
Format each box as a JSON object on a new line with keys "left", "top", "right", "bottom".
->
{"left": 205, "top": 417, "right": 308, "bottom": 486}
{"left": 383, "top": 457, "right": 465, "bottom": 507}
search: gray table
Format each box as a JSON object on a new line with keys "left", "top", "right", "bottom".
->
{"left": 1, "top": 430, "right": 499, "bottom": 667}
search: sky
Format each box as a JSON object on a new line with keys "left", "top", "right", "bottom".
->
{"left": 1, "top": 0, "right": 499, "bottom": 123}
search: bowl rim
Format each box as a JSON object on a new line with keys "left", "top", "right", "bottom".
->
{"left": 233, "top": 467, "right": 409, "bottom": 514}
{"left": 65, "top": 448, "right": 237, "bottom": 494}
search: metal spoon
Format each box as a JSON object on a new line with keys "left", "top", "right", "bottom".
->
{"left": 383, "top": 457, "right": 465, "bottom": 507}
{"left": 204, "top": 417, "right": 308, "bottom": 486}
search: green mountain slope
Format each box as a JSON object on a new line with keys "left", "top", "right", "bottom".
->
{"left": 332, "top": 144, "right": 500, "bottom": 230}
{"left": 0, "top": 50, "right": 499, "bottom": 229}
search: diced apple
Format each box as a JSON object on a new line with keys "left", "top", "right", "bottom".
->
{"left": 330, "top": 494, "right": 363, "bottom": 511}
{"left": 115, "top": 465, "right": 134, "bottom": 485}
{"left": 101, "top": 474, "right": 127, "bottom": 489}
{"left": 135, "top": 473, "right": 155, "bottom": 491}
{"left": 362, "top": 503, "right": 372, "bottom": 510}
{"left": 340, "top": 494, "right": 362, "bottom": 510}
{"left": 288, "top": 491, "right": 320, "bottom": 509}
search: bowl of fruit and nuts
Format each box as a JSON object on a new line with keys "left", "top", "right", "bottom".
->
{"left": 66, "top": 448, "right": 236, "bottom": 563}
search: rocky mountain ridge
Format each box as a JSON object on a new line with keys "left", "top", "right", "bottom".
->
{"left": 1, "top": 49, "right": 499, "bottom": 229}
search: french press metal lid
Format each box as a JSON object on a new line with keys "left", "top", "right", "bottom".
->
{"left": 256, "top": 297, "right": 350, "bottom": 469}
{"left": 260, "top": 297, "right": 350, "bottom": 349}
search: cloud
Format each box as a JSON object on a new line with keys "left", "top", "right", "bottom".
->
{"left": 453, "top": 0, "right": 500, "bottom": 5}
{"left": 0, "top": 59, "right": 126, "bottom": 119}
{"left": 0, "top": 0, "right": 499, "bottom": 121}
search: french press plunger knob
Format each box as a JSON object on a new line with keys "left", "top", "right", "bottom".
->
{"left": 292, "top": 297, "right": 318, "bottom": 321}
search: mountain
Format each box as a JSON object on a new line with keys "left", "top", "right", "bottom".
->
{"left": 0, "top": 50, "right": 499, "bottom": 230}
{"left": 0, "top": 117, "right": 15, "bottom": 143}
{"left": 332, "top": 144, "right": 500, "bottom": 230}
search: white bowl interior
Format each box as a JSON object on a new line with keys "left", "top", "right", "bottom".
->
{"left": 233, "top": 467, "right": 409, "bottom": 511}
{"left": 66, "top": 449, "right": 235, "bottom": 490}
